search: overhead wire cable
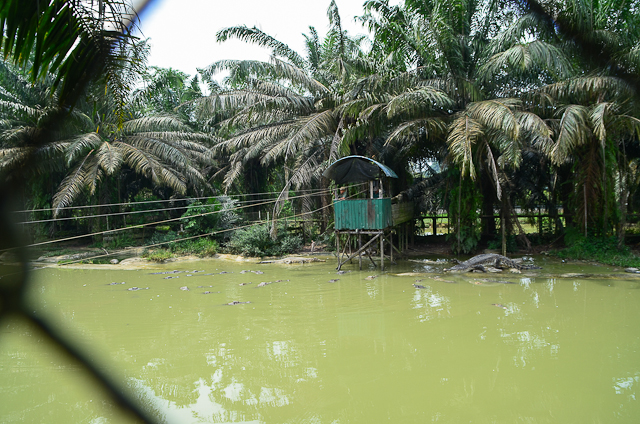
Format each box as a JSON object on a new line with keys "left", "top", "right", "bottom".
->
{"left": 58, "top": 189, "right": 366, "bottom": 266}
{"left": 10, "top": 187, "right": 341, "bottom": 250}
{"left": 12, "top": 187, "right": 338, "bottom": 214}
{"left": 16, "top": 188, "right": 337, "bottom": 225}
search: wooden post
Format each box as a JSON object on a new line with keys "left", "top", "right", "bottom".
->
{"left": 370, "top": 181, "right": 374, "bottom": 198}
{"left": 336, "top": 231, "right": 340, "bottom": 263}
{"left": 584, "top": 185, "right": 588, "bottom": 237}
{"left": 411, "top": 222, "right": 414, "bottom": 246}
{"left": 358, "top": 232, "right": 362, "bottom": 270}
{"left": 538, "top": 206, "right": 542, "bottom": 236}
{"left": 390, "top": 231, "right": 393, "bottom": 264}
{"left": 501, "top": 211, "right": 506, "bottom": 256}
{"left": 380, "top": 233, "right": 384, "bottom": 271}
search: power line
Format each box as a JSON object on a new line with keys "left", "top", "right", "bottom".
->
{"left": 57, "top": 190, "right": 364, "bottom": 266}
{"left": 15, "top": 189, "right": 335, "bottom": 249}
{"left": 12, "top": 187, "right": 337, "bottom": 214}
{"left": 16, "top": 190, "right": 326, "bottom": 225}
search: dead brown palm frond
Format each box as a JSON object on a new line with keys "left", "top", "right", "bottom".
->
{"left": 52, "top": 152, "right": 99, "bottom": 216}
{"left": 548, "top": 104, "right": 591, "bottom": 165}
{"left": 485, "top": 143, "right": 502, "bottom": 200}
{"left": 96, "top": 141, "right": 122, "bottom": 174}
{"left": 467, "top": 98, "right": 521, "bottom": 140}
{"left": 447, "top": 114, "right": 484, "bottom": 180}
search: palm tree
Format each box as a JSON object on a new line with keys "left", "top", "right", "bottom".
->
{"left": 481, "top": 0, "right": 640, "bottom": 238}
{"left": 349, "top": 0, "right": 554, "bottom": 251}
{"left": 0, "top": 41, "right": 217, "bottom": 219}
{"left": 192, "top": 0, "right": 374, "bottom": 230}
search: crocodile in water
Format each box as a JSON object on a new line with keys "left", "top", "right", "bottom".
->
{"left": 444, "top": 253, "right": 541, "bottom": 273}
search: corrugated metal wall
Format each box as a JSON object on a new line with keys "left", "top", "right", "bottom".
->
{"left": 334, "top": 199, "right": 392, "bottom": 230}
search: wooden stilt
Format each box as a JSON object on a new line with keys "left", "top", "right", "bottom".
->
{"left": 390, "top": 231, "right": 393, "bottom": 264}
{"left": 336, "top": 232, "right": 381, "bottom": 270}
{"left": 358, "top": 231, "right": 362, "bottom": 270}
{"left": 380, "top": 234, "right": 384, "bottom": 271}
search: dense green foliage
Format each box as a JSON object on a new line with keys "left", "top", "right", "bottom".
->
{"left": 226, "top": 224, "right": 302, "bottom": 257}
{"left": 3, "top": 0, "right": 640, "bottom": 260}
{"left": 554, "top": 233, "right": 640, "bottom": 267}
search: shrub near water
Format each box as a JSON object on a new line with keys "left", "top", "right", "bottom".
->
{"left": 171, "top": 238, "right": 219, "bottom": 256}
{"left": 226, "top": 224, "right": 301, "bottom": 257}
{"left": 555, "top": 234, "right": 640, "bottom": 267}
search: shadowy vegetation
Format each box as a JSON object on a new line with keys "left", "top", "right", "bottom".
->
{"left": 553, "top": 231, "right": 640, "bottom": 267}
{"left": 226, "top": 224, "right": 302, "bottom": 257}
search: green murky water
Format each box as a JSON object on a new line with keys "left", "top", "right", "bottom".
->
{"left": 1, "top": 257, "right": 640, "bottom": 423}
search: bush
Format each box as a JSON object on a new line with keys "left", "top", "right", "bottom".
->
{"left": 144, "top": 249, "right": 174, "bottom": 262}
{"left": 226, "top": 224, "right": 302, "bottom": 257}
{"left": 180, "top": 197, "right": 241, "bottom": 238}
{"left": 147, "top": 230, "right": 179, "bottom": 246}
{"left": 171, "top": 238, "right": 219, "bottom": 257}
{"left": 554, "top": 232, "right": 640, "bottom": 267}
{"left": 105, "top": 232, "right": 136, "bottom": 249}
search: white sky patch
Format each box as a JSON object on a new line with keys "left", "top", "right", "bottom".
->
{"left": 134, "top": 0, "right": 374, "bottom": 78}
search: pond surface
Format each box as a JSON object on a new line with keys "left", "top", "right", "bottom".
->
{"left": 1, "top": 256, "right": 640, "bottom": 423}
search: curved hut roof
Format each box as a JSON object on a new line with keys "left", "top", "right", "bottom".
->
{"left": 322, "top": 155, "right": 398, "bottom": 185}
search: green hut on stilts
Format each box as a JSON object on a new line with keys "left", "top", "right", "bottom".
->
{"left": 323, "top": 156, "right": 414, "bottom": 270}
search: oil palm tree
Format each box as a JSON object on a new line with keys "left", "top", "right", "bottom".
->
{"left": 480, "top": 0, "right": 640, "bottom": 237}
{"left": 0, "top": 41, "right": 217, "bottom": 217}
{"left": 190, "top": 1, "right": 376, "bottom": 231}
{"left": 349, "top": 0, "right": 554, "bottom": 250}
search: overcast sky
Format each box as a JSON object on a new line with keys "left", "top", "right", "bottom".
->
{"left": 134, "top": 0, "right": 375, "bottom": 79}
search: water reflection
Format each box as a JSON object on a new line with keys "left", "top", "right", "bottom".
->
{"left": 6, "top": 260, "right": 640, "bottom": 423}
{"left": 410, "top": 284, "right": 451, "bottom": 322}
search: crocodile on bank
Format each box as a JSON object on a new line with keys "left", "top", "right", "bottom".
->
{"left": 444, "top": 253, "right": 541, "bottom": 273}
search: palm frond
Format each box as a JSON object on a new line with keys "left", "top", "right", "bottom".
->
{"left": 467, "top": 98, "right": 521, "bottom": 140}
{"left": 590, "top": 102, "right": 618, "bottom": 144}
{"left": 447, "top": 114, "right": 483, "bottom": 179}
{"left": 385, "top": 87, "right": 453, "bottom": 118}
{"left": 52, "top": 153, "right": 98, "bottom": 215}
{"left": 548, "top": 105, "right": 591, "bottom": 165}
{"left": 386, "top": 118, "right": 448, "bottom": 146}
{"left": 117, "top": 142, "right": 187, "bottom": 194}
{"left": 479, "top": 41, "right": 573, "bottom": 81}
{"left": 121, "top": 115, "right": 192, "bottom": 134}
{"left": 215, "top": 121, "right": 296, "bottom": 153}
{"left": 64, "top": 132, "right": 103, "bottom": 165}
{"left": 216, "top": 25, "right": 306, "bottom": 68}
{"left": 278, "top": 110, "right": 336, "bottom": 160}
{"left": 97, "top": 141, "right": 122, "bottom": 174}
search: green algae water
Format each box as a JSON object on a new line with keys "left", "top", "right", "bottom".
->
{"left": 1, "top": 258, "right": 639, "bottom": 423}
